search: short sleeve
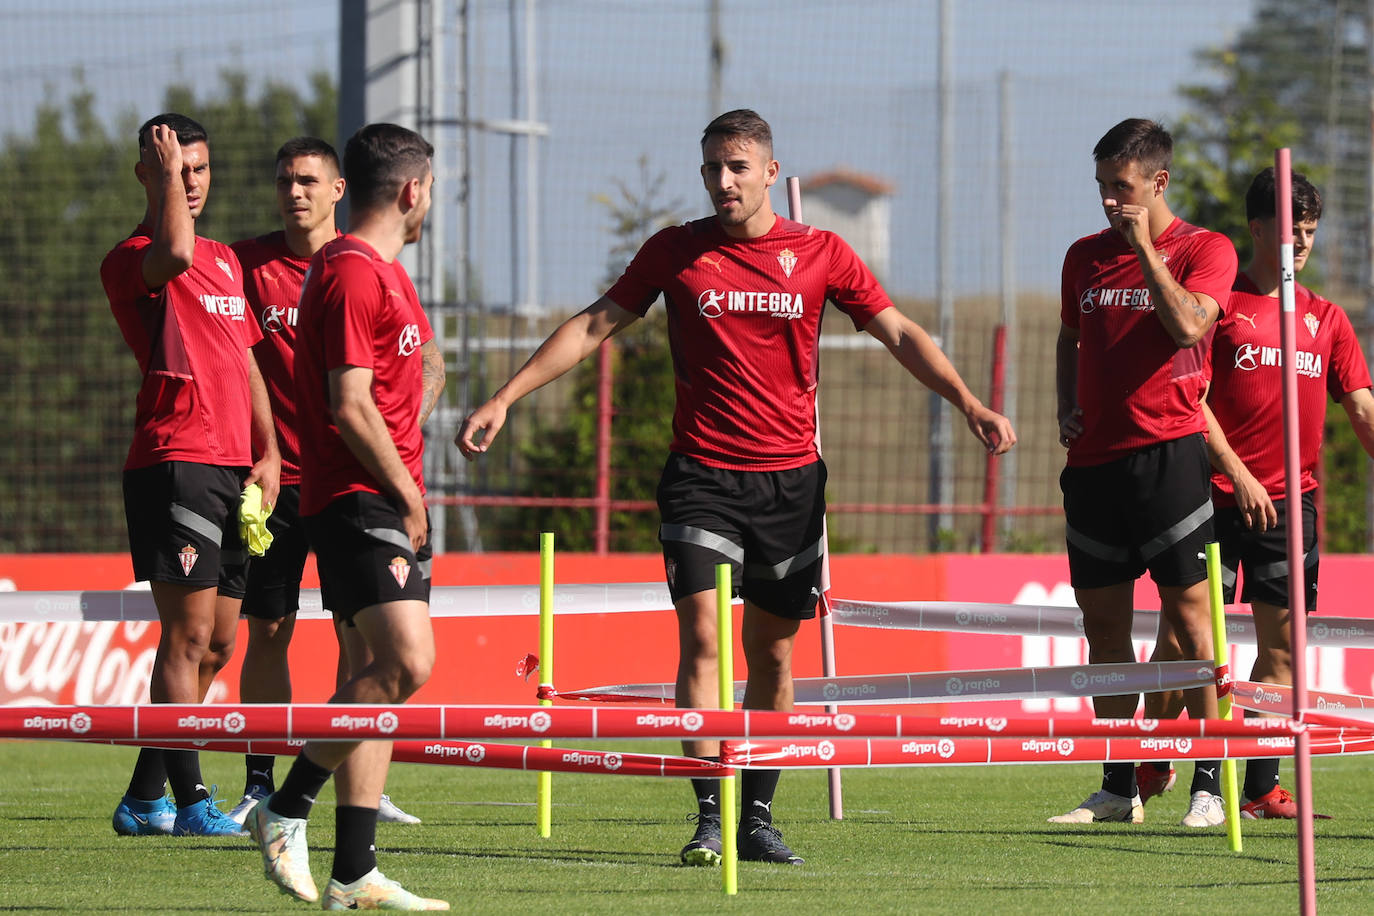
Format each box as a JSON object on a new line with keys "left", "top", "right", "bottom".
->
{"left": 1326, "top": 305, "right": 1373, "bottom": 401}
{"left": 604, "top": 228, "right": 672, "bottom": 316}
{"left": 823, "top": 233, "right": 892, "bottom": 330}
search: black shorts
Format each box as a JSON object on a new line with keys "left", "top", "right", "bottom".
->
{"left": 1216, "top": 490, "right": 1319, "bottom": 611}
{"left": 242, "top": 484, "right": 310, "bottom": 620}
{"left": 1060, "top": 434, "right": 1213, "bottom": 590}
{"left": 304, "top": 491, "right": 432, "bottom": 623}
{"left": 122, "top": 461, "right": 249, "bottom": 597}
{"left": 656, "top": 452, "right": 826, "bottom": 620}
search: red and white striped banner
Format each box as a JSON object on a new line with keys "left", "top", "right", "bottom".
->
{"left": 0, "top": 703, "right": 1308, "bottom": 742}
{"left": 1231, "top": 680, "right": 1374, "bottom": 717}
{"left": 725, "top": 729, "right": 1374, "bottom": 768}
{"left": 86, "top": 737, "right": 731, "bottom": 778}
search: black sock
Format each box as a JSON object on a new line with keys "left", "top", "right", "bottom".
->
{"left": 126, "top": 747, "right": 167, "bottom": 800}
{"left": 1190, "top": 760, "right": 1222, "bottom": 796}
{"left": 1243, "top": 757, "right": 1281, "bottom": 801}
{"left": 270, "top": 752, "right": 333, "bottom": 819}
{"left": 331, "top": 806, "right": 379, "bottom": 885}
{"left": 163, "top": 750, "right": 210, "bottom": 807}
{"left": 1101, "top": 762, "right": 1136, "bottom": 798}
{"left": 245, "top": 754, "right": 276, "bottom": 794}
{"left": 1146, "top": 761, "right": 1171, "bottom": 776}
{"left": 690, "top": 761, "right": 721, "bottom": 819}
{"left": 742, "top": 768, "right": 781, "bottom": 823}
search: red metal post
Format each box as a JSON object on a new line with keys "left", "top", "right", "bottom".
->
{"left": 980, "top": 325, "right": 1007, "bottom": 553}
{"left": 594, "top": 341, "right": 613, "bottom": 555}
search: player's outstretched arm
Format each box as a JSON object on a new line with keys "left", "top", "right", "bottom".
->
{"left": 862, "top": 307, "right": 1016, "bottom": 456}
{"left": 456, "top": 296, "right": 638, "bottom": 459}
{"left": 243, "top": 348, "right": 282, "bottom": 510}
{"left": 1201, "top": 393, "right": 1274, "bottom": 531}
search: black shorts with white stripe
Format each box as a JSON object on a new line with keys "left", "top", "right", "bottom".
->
{"left": 304, "top": 491, "right": 432, "bottom": 623}
{"left": 122, "top": 460, "right": 250, "bottom": 596}
{"left": 1060, "top": 433, "right": 1213, "bottom": 590}
{"left": 1215, "top": 490, "right": 1318, "bottom": 611}
{"left": 656, "top": 452, "right": 826, "bottom": 620}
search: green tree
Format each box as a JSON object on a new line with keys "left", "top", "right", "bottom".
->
{"left": 491, "top": 157, "right": 683, "bottom": 551}
{"left": 0, "top": 71, "right": 336, "bottom": 552}
{"left": 1170, "top": 3, "right": 1373, "bottom": 550}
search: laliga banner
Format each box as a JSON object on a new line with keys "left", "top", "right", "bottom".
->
{"left": 2, "top": 553, "right": 1372, "bottom": 712}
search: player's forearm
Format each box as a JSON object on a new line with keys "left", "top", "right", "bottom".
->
{"left": 1202, "top": 400, "right": 1247, "bottom": 480}
{"left": 247, "top": 352, "right": 281, "bottom": 465}
{"left": 1139, "top": 249, "right": 1215, "bottom": 347}
{"left": 418, "top": 339, "right": 446, "bottom": 427}
{"left": 143, "top": 175, "right": 196, "bottom": 286}
{"left": 1341, "top": 389, "right": 1374, "bottom": 459}
{"left": 490, "top": 306, "right": 621, "bottom": 409}
{"left": 1055, "top": 331, "right": 1078, "bottom": 421}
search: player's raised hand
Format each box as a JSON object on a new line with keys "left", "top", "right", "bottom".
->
{"left": 456, "top": 400, "right": 508, "bottom": 460}
{"left": 141, "top": 124, "right": 184, "bottom": 178}
{"left": 1103, "top": 197, "right": 1152, "bottom": 251}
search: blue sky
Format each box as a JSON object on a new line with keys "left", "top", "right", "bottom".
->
{"left": 2, "top": 0, "right": 1260, "bottom": 304}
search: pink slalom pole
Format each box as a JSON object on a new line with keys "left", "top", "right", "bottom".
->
{"left": 1275, "top": 148, "right": 1316, "bottom": 916}
{"left": 787, "top": 174, "right": 844, "bottom": 820}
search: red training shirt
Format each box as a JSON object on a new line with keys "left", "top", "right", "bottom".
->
{"left": 293, "top": 235, "right": 434, "bottom": 516}
{"left": 101, "top": 226, "right": 261, "bottom": 470}
{"left": 1060, "top": 217, "right": 1237, "bottom": 467}
{"left": 232, "top": 229, "right": 341, "bottom": 486}
{"left": 1208, "top": 274, "right": 1372, "bottom": 505}
{"left": 605, "top": 215, "right": 891, "bottom": 471}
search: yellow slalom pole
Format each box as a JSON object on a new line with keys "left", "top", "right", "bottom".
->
{"left": 1205, "top": 541, "right": 1242, "bottom": 851}
{"left": 717, "top": 563, "right": 738, "bottom": 895}
{"left": 537, "top": 532, "right": 554, "bottom": 838}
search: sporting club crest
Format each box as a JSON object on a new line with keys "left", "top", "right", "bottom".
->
{"left": 1304, "top": 312, "right": 1320, "bottom": 338}
{"left": 178, "top": 545, "right": 199, "bottom": 576}
{"left": 389, "top": 555, "right": 411, "bottom": 588}
{"left": 777, "top": 247, "right": 797, "bottom": 278}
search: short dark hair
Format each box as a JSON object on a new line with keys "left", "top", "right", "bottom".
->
{"left": 343, "top": 123, "right": 434, "bottom": 211}
{"left": 276, "top": 136, "right": 341, "bottom": 175}
{"left": 137, "top": 112, "right": 207, "bottom": 149}
{"left": 701, "top": 109, "right": 773, "bottom": 157}
{"left": 1245, "top": 166, "right": 1323, "bottom": 224}
{"left": 1092, "top": 118, "right": 1172, "bottom": 177}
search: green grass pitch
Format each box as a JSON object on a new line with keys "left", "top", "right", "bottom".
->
{"left": 1, "top": 740, "right": 1371, "bottom": 913}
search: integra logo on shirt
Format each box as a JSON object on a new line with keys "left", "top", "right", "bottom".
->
{"left": 1232, "top": 343, "right": 1323, "bottom": 378}
{"left": 1078, "top": 287, "right": 1153, "bottom": 314}
{"left": 398, "top": 323, "right": 422, "bottom": 356}
{"left": 199, "top": 294, "right": 247, "bottom": 320}
{"left": 696, "top": 288, "right": 805, "bottom": 321}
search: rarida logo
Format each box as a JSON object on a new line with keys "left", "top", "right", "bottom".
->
{"left": 1070, "top": 670, "right": 1126, "bottom": 690}
{"left": 954, "top": 609, "right": 1008, "bottom": 627}
{"left": 821, "top": 682, "right": 877, "bottom": 700}
{"left": 944, "top": 677, "right": 1000, "bottom": 696}
{"left": 1315, "top": 696, "right": 1348, "bottom": 710}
